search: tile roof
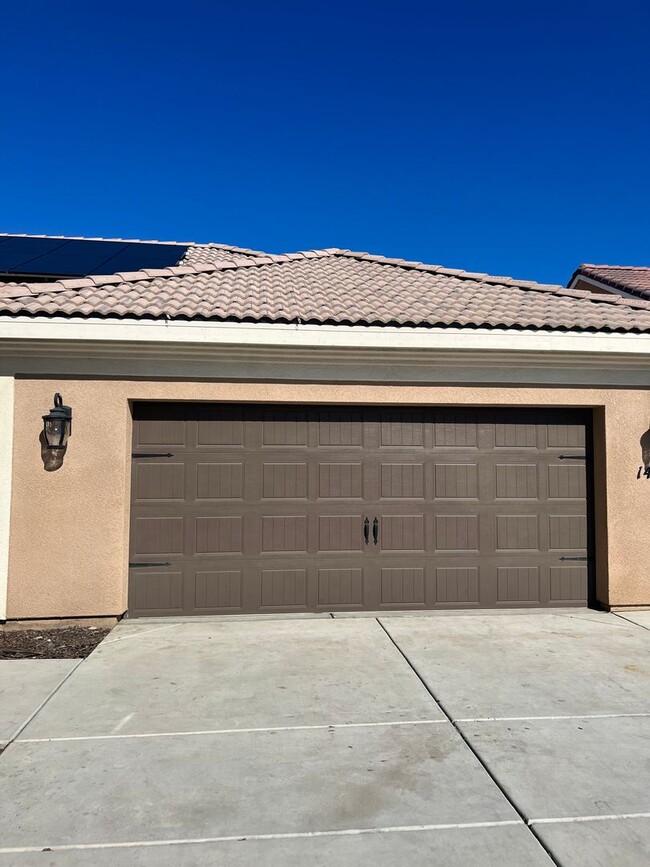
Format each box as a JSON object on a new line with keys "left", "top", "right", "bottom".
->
{"left": 1, "top": 249, "right": 650, "bottom": 333}
{"left": 178, "top": 242, "right": 268, "bottom": 264}
{"left": 571, "top": 264, "right": 650, "bottom": 302}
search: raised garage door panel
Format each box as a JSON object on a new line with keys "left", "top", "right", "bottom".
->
{"left": 129, "top": 405, "right": 591, "bottom": 616}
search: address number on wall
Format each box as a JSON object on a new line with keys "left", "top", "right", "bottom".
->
{"left": 637, "top": 466, "right": 650, "bottom": 479}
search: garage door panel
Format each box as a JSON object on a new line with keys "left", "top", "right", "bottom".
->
{"left": 549, "top": 514, "right": 588, "bottom": 550}
{"left": 318, "top": 515, "right": 364, "bottom": 551}
{"left": 262, "top": 410, "right": 309, "bottom": 446}
{"left": 129, "top": 405, "right": 591, "bottom": 615}
{"left": 132, "top": 570, "right": 184, "bottom": 615}
{"left": 380, "top": 567, "right": 426, "bottom": 607}
{"left": 495, "top": 464, "right": 538, "bottom": 499}
{"left": 435, "top": 515, "right": 479, "bottom": 551}
{"left": 193, "top": 569, "right": 243, "bottom": 611}
{"left": 435, "top": 566, "right": 480, "bottom": 605}
{"left": 547, "top": 463, "right": 586, "bottom": 499}
{"left": 318, "top": 410, "right": 364, "bottom": 446}
{"left": 135, "top": 418, "right": 186, "bottom": 448}
{"left": 197, "top": 406, "right": 245, "bottom": 447}
{"left": 317, "top": 567, "right": 364, "bottom": 607}
{"left": 195, "top": 516, "right": 243, "bottom": 554}
{"left": 261, "top": 515, "right": 308, "bottom": 552}
{"left": 494, "top": 421, "right": 539, "bottom": 448}
{"left": 381, "top": 462, "right": 425, "bottom": 499}
{"left": 434, "top": 463, "right": 478, "bottom": 499}
{"left": 550, "top": 566, "right": 588, "bottom": 602}
{"left": 496, "top": 514, "right": 539, "bottom": 550}
{"left": 262, "top": 462, "right": 308, "bottom": 499}
{"left": 433, "top": 412, "right": 478, "bottom": 448}
{"left": 380, "top": 410, "right": 426, "bottom": 447}
{"left": 497, "top": 566, "right": 540, "bottom": 604}
{"left": 133, "top": 462, "right": 185, "bottom": 502}
{"left": 196, "top": 462, "right": 244, "bottom": 500}
{"left": 133, "top": 516, "right": 184, "bottom": 556}
{"left": 547, "top": 423, "right": 586, "bottom": 449}
{"left": 380, "top": 514, "right": 426, "bottom": 552}
{"left": 318, "top": 462, "right": 363, "bottom": 498}
{"left": 260, "top": 569, "right": 308, "bottom": 609}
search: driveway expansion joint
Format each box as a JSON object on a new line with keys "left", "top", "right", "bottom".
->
{"left": 612, "top": 612, "right": 650, "bottom": 632}
{"left": 529, "top": 811, "right": 650, "bottom": 825}
{"left": 375, "top": 617, "right": 563, "bottom": 867}
{"left": 456, "top": 712, "right": 650, "bottom": 722}
{"left": 1, "top": 656, "right": 86, "bottom": 753}
{"left": 17, "top": 718, "right": 449, "bottom": 743}
{"left": 101, "top": 623, "right": 184, "bottom": 644}
{"left": 0, "top": 820, "right": 526, "bottom": 855}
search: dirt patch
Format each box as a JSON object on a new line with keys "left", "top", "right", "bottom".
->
{"left": 0, "top": 626, "right": 110, "bottom": 660}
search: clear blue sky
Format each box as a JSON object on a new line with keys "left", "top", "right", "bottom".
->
{"left": 3, "top": 1, "right": 649, "bottom": 284}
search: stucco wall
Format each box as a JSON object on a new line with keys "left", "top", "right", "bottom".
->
{"left": 6, "top": 379, "right": 650, "bottom": 617}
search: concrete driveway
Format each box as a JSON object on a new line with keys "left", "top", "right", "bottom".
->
{"left": 1, "top": 609, "right": 649, "bottom": 865}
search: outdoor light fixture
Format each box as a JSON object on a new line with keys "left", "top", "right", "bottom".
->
{"left": 42, "top": 393, "right": 72, "bottom": 450}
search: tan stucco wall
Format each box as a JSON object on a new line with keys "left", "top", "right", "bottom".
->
{"left": 6, "top": 379, "right": 650, "bottom": 617}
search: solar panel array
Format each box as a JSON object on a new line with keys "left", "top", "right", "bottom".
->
{"left": 0, "top": 237, "right": 188, "bottom": 278}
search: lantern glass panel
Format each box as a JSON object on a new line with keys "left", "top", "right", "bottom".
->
{"left": 44, "top": 418, "right": 69, "bottom": 449}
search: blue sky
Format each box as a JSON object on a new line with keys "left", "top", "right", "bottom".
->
{"left": 2, "top": 1, "right": 649, "bottom": 284}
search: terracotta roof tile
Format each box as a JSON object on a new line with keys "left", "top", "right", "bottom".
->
{"left": 572, "top": 264, "right": 650, "bottom": 302}
{"left": 1, "top": 250, "right": 650, "bottom": 333}
{"left": 179, "top": 242, "right": 268, "bottom": 265}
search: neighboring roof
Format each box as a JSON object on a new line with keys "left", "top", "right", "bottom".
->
{"left": 569, "top": 264, "right": 650, "bottom": 302}
{"left": 1, "top": 249, "right": 650, "bottom": 334}
{"left": 0, "top": 233, "right": 266, "bottom": 279}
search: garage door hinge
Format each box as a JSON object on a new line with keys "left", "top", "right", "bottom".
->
{"left": 132, "top": 452, "right": 174, "bottom": 458}
{"left": 559, "top": 556, "right": 588, "bottom": 561}
{"left": 129, "top": 562, "right": 172, "bottom": 568}
{"left": 558, "top": 454, "right": 585, "bottom": 460}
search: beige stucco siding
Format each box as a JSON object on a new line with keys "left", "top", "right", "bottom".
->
{"left": 6, "top": 379, "right": 650, "bottom": 617}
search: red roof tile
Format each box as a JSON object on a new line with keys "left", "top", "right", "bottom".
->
{"left": 572, "top": 264, "right": 650, "bottom": 302}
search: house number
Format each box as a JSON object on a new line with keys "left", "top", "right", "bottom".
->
{"left": 637, "top": 466, "right": 650, "bottom": 479}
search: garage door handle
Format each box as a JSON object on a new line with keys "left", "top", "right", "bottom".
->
{"left": 129, "top": 562, "right": 172, "bottom": 568}
{"left": 558, "top": 454, "right": 585, "bottom": 460}
{"left": 363, "top": 517, "right": 370, "bottom": 545}
{"left": 373, "top": 517, "right": 379, "bottom": 545}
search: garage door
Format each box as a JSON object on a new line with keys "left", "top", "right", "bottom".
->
{"left": 128, "top": 404, "right": 591, "bottom": 616}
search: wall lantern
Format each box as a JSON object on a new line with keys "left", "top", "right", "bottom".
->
{"left": 42, "top": 393, "right": 72, "bottom": 450}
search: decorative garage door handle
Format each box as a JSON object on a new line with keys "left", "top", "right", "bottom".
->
{"left": 558, "top": 454, "right": 585, "bottom": 460}
{"left": 363, "top": 517, "right": 370, "bottom": 545}
{"left": 373, "top": 517, "right": 379, "bottom": 545}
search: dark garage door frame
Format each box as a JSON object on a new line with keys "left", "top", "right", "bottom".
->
{"left": 127, "top": 403, "right": 595, "bottom": 617}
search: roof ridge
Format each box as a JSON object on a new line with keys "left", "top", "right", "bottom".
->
{"left": 331, "top": 249, "right": 563, "bottom": 290}
{"left": 332, "top": 250, "right": 650, "bottom": 309}
{"left": 581, "top": 263, "right": 650, "bottom": 271}
{"left": 4, "top": 247, "right": 650, "bottom": 311}
{"left": 0, "top": 250, "right": 343, "bottom": 298}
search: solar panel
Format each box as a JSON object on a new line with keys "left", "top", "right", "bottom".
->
{"left": 0, "top": 237, "right": 189, "bottom": 277}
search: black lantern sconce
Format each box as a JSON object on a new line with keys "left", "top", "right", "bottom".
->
{"left": 42, "top": 393, "right": 72, "bottom": 450}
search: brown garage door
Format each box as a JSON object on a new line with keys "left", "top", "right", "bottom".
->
{"left": 128, "top": 404, "right": 592, "bottom": 616}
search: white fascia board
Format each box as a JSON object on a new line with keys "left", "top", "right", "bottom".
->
{"left": 0, "top": 316, "right": 648, "bottom": 358}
